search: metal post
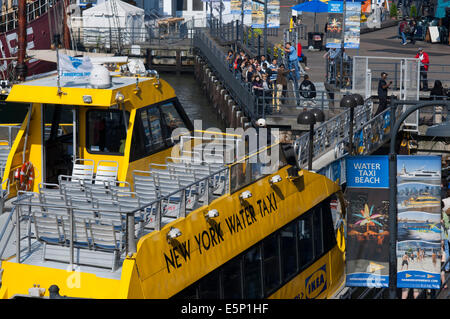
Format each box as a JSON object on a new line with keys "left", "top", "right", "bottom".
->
{"left": 308, "top": 123, "right": 314, "bottom": 170}
{"left": 127, "top": 212, "right": 136, "bottom": 255}
{"left": 241, "top": 0, "right": 245, "bottom": 44}
{"left": 349, "top": 106, "right": 354, "bottom": 155}
{"left": 264, "top": 0, "right": 268, "bottom": 56}
{"left": 15, "top": 205, "right": 21, "bottom": 263}
{"left": 69, "top": 207, "right": 74, "bottom": 271}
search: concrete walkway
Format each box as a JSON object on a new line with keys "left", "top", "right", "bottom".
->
{"left": 265, "top": 0, "right": 450, "bottom": 86}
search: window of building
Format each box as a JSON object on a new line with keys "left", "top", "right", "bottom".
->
{"left": 192, "top": 0, "right": 203, "bottom": 11}
{"left": 221, "top": 258, "right": 242, "bottom": 299}
{"left": 262, "top": 233, "right": 281, "bottom": 295}
{"left": 86, "top": 109, "right": 127, "bottom": 155}
{"left": 280, "top": 223, "right": 297, "bottom": 281}
{"left": 176, "top": 0, "right": 187, "bottom": 11}
{"left": 243, "top": 246, "right": 262, "bottom": 298}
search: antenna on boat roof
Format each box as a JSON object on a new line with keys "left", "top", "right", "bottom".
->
{"left": 53, "top": 34, "right": 65, "bottom": 96}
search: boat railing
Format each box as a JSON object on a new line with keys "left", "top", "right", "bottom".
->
{"left": 8, "top": 141, "right": 286, "bottom": 271}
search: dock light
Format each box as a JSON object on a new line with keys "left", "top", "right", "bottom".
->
{"left": 205, "top": 209, "right": 219, "bottom": 220}
{"left": 239, "top": 190, "right": 252, "bottom": 200}
{"left": 167, "top": 227, "right": 182, "bottom": 241}
{"left": 115, "top": 91, "right": 125, "bottom": 103}
{"left": 269, "top": 175, "right": 282, "bottom": 185}
{"left": 82, "top": 95, "right": 92, "bottom": 104}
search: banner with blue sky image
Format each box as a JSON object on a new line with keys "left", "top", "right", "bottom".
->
{"left": 396, "top": 155, "right": 442, "bottom": 289}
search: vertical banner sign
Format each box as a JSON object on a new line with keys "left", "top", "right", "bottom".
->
{"left": 343, "top": 2, "right": 361, "bottom": 49}
{"left": 231, "top": 0, "right": 242, "bottom": 15}
{"left": 345, "top": 156, "right": 390, "bottom": 288}
{"left": 326, "top": 1, "right": 343, "bottom": 49}
{"left": 396, "top": 155, "right": 442, "bottom": 289}
{"left": 267, "top": 0, "right": 280, "bottom": 28}
{"left": 251, "top": 0, "right": 265, "bottom": 28}
{"left": 244, "top": 0, "right": 252, "bottom": 26}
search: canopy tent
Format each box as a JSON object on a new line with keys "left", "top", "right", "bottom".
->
{"left": 82, "top": 0, "right": 146, "bottom": 48}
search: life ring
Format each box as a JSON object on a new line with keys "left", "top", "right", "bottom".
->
{"left": 15, "top": 161, "right": 34, "bottom": 191}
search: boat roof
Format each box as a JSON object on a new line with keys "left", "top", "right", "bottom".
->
{"left": 6, "top": 74, "right": 171, "bottom": 108}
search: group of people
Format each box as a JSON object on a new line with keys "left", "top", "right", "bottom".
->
{"left": 398, "top": 17, "right": 418, "bottom": 45}
{"left": 225, "top": 42, "right": 315, "bottom": 114}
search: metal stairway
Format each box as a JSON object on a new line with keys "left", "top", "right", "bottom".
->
{"left": 293, "top": 99, "right": 403, "bottom": 185}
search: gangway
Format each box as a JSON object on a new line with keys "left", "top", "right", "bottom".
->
{"left": 293, "top": 98, "right": 404, "bottom": 184}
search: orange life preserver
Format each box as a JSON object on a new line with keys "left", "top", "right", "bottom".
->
{"left": 15, "top": 161, "right": 34, "bottom": 191}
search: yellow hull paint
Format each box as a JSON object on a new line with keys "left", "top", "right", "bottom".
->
{"left": 0, "top": 261, "right": 121, "bottom": 299}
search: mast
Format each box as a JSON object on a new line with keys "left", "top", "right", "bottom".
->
{"left": 15, "top": 0, "right": 28, "bottom": 81}
{"left": 63, "top": 0, "right": 71, "bottom": 49}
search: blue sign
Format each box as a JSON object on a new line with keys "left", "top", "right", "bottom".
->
{"left": 346, "top": 156, "right": 389, "bottom": 188}
{"left": 328, "top": 0, "right": 343, "bottom": 13}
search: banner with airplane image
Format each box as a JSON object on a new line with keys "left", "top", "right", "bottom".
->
{"left": 345, "top": 156, "right": 390, "bottom": 288}
{"left": 396, "top": 155, "right": 442, "bottom": 289}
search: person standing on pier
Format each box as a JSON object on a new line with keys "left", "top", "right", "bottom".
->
{"left": 375, "top": 72, "right": 392, "bottom": 116}
{"left": 415, "top": 48, "right": 430, "bottom": 91}
{"left": 284, "top": 42, "right": 300, "bottom": 85}
{"left": 275, "top": 64, "right": 291, "bottom": 112}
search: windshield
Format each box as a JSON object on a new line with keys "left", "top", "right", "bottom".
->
{"left": 86, "top": 109, "right": 127, "bottom": 155}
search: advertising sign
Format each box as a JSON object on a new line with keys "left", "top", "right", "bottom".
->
{"left": 251, "top": 0, "right": 265, "bottom": 28}
{"left": 267, "top": 0, "right": 280, "bottom": 28}
{"left": 345, "top": 156, "right": 390, "bottom": 288}
{"left": 396, "top": 155, "right": 442, "bottom": 289}
{"left": 326, "top": 1, "right": 343, "bottom": 48}
{"left": 343, "top": 2, "right": 361, "bottom": 49}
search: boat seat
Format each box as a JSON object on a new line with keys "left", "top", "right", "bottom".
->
{"left": 33, "top": 212, "right": 65, "bottom": 245}
{"left": 59, "top": 158, "right": 95, "bottom": 188}
{"left": 66, "top": 195, "right": 96, "bottom": 219}
{"left": 94, "top": 160, "right": 119, "bottom": 185}
{"left": 60, "top": 216, "right": 91, "bottom": 249}
{"left": 39, "top": 193, "right": 69, "bottom": 216}
{"left": 92, "top": 198, "right": 124, "bottom": 229}
{"left": 132, "top": 170, "right": 159, "bottom": 202}
{"left": 108, "top": 180, "right": 132, "bottom": 194}
{"left": 38, "top": 182, "right": 62, "bottom": 196}
{"left": 84, "top": 184, "right": 115, "bottom": 201}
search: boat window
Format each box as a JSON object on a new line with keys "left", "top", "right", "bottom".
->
{"left": 140, "top": 106, "right": 164, "bottom": 151}
{"left": 262, "top": 233, "right": 281, "bottom": 295}
{"left": 198, "top": 270, "right": 220, "bottom": 299}
{"left": 322, "top": 200, "right": 338, "bottom": 253}
{"left": 159, "top": 101, "right": 187, "bottom": 138}
{"left": 298, "top": 212, "right": 314, "bottom": 268}
{"left": 221, "top": 258, "right": 242, "bottom": 299}
{"left": 86, "top": 109, "right": 127, "bottom": 155}
{"left": 313, "top": 207, "right": 324, "bottom": 258}
{"left": 243, "top": 246, "right": 262, "bottom": 298}
{"left": 280, "top": 222, "right": 298, "bottom": 281}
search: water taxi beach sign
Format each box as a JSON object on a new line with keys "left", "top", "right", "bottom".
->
{"left": 346, "top": 156, "right": 389, "bottom": 188}
{"left": 345, "top": 155, "right": 390, "bottom": 288}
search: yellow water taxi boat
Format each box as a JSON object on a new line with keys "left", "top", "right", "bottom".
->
{"left": 0, "top": 60, "right": 346, "bottom": 299}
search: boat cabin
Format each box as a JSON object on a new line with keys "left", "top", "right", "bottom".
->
{"left": 1, "top": 70, "right": 193, "bottom": 197}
